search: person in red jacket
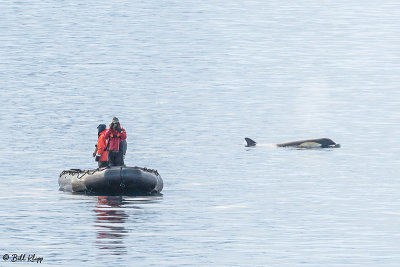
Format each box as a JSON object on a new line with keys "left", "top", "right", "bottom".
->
{"left": 104, "top": 117, "right": 127, "bottom": 166}
{"left": 93, "top": 124, "right": 108, "bottom": 168}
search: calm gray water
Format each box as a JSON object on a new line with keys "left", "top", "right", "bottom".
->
{"left": 1, "top": 1, "right": 400, "bottom": 266}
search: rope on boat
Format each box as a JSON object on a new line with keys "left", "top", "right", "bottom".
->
{"left": 59, "top": 166, "right": 160, "bottom": 178}
{"left": 59, "top": 168, "right": 100, "bottom": 178}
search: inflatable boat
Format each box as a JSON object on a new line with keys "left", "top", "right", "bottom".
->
{"left": 59, "top": 166, "right": 163, "bottom": 195}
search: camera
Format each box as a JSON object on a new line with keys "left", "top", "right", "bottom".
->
{"left": 111, "top": 122, "right": 120, "bottom": 130}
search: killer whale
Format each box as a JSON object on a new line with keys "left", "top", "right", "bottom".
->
{"left": 245, "top": 137, "right": 340, "bottom": 148}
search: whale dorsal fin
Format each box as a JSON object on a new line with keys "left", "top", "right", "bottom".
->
{"left": 245, "top": 137, "right": 257, "bottom": 147}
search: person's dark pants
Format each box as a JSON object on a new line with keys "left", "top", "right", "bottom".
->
{"left": 107, "top": 151, "right": 124, "bottom": 166}
{"left": 98, "top": 161, "right": 108, "bottom": 168}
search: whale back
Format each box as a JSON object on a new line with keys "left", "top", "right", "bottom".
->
{"left": 277, "top": 138, "right": 336, "bottom": 148}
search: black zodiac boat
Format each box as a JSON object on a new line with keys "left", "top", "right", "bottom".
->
{"left": 59, "top": 166, "right": 163, "bottom": 195}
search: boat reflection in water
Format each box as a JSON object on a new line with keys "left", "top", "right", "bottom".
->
{"left": 93, "top": 195, "right": 162, "bottom": 256}
{"left": 94, "top": 196, "right": 130, "bottom": 255}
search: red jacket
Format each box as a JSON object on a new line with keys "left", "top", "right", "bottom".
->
{"left": 104, "top": 127, "right": 127, "bottom": 152}
{"left": 96, "top": 129, "right": 108, "bottom": 162}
